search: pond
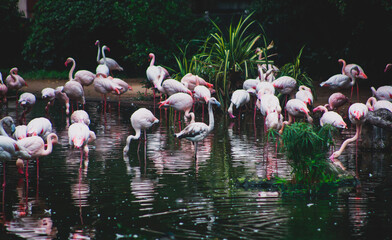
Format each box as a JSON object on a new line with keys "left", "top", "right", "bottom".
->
{"left": 0, "top": 95, "right": 392, "bottom": 240}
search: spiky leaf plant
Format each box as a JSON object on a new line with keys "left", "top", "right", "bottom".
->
{"left": 279, "top": 122, "right": 340, "bottom": 185}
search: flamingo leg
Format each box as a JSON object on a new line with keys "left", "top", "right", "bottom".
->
{"left": 194, "top": 142, "right": 198, "bottom": 160}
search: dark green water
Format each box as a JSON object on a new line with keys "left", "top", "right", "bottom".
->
{"left": 1, "top": 98, "right": 392, "bottom": 239}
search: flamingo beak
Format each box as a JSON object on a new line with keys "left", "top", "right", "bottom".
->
{"left": 329, "top": 154, "right": 336, "bottom": 163}
{"left": 360, "top": 73, "right": 368, "bottom": 79}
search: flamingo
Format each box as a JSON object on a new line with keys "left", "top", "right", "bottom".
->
{"left": 93, "top": 75, "right": 122, "bottom": 112}
{"left": 155, "top": 75, "right": 192, "bottom": 97}
{"left": 324, "top": 92, "right": 349, "bottom": 111}
{"left": 321, "top": 65, "right": 362, "bottom": 101}
{"left": 71, "top": 110, "right": 90, "bottom": 125}
{"left": 180, "top": 73, "right": 213, "bottom": 91}
{"left": 13, "top": 125, "right": 27, "bottom": 140}
{"left": 26, "top": 117, "right": 52, "bottom": 138}
{"left": 272, "top": 76, "right": 297, "bottom": 96}
{"left": 0, "top": 136, "right": 31, "bottom": 186}
{"left": 146, "top": 53, "right": 170, "bottom": 99}
{"left": 193, "top": 85, "right": 211, "bottom": 119}
{"left": 123, "top": 108, "right": 159, "bottom": 155}
{"left": 339, "top": 59, "right": 367, "bottom": 79}
{"left": 257, "top": 88, "right": 281, "bottom": 117}
{"left": 370, "top": 86, "right": 392, "bottom": 101}
{"left": 313, "top": 105, "right": 347, "bottom": 129}
{"left": 0, "top": 116, "right": 15, "bottom": 137}
{"left": 159, "top": 93, "right": 195, "bottom": 123}
{"left": 329, "top": 103, "right": 368, "bottom": 170}
{"left": 54, "top": 86, "right": 70, "bottom": 114}
{"left": 366, "top": 97, "right": 392, "bottom": 112}
{"left": 0, "top": 72, "right": 8, "bottom": 105}
{"left": 227, "top": 89, "right": 250, "bottom": 118}
{"left": 284, "top": 98, "right": 313, "bottom": 124}
{"left": 264, "top": 110, "right": 283, "bottom": 131}
{"left": 41, "top": 88, "right": 56, "bottom": 113}
{"left": 111, "top": 77, "right": 132, "bottom": 109}
{"left": 295, "top": 85, "right": 313, "bottom": 106}
{"left": 15, "top": 133, "right": 58, "bottom": 175}
{"left": 18, "top": 93, "right": 36, "bottom": 122}
{"left": 64, "top": 60, "right": 86, "bottom": 114}
{"left": 96, "top": 45, "right": 110, "bottom": 78}
{"left": 5, "top": 67, "right": 27, "bottom": 93}
{"left": 68, "top": 122, "right": 95, "bottom": 167}
{"left": 174, "top": 97, "right": 221, "bottom": 159}
{"left": 95, "top": 40, "right": 124, "bottom": 75}
{"left": 385, "top": 63, "right": 392, "bottom": 72}
{"left": 65, "top": 57, "right": 95, "bottom": 87}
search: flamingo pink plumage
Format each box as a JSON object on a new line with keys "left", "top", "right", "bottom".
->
{"left": 159, "top": 92, "right": 195, "bottom": 123}
{"left": 5, "top": 67, "right": 27, "bottom": 92}
{"left": 95, "top": 40, "right": 124, "bottom": 75}
{"left": 123, "top": 108, "right": 159, "bottom": 155}
{"left": 339, "top": 59, "right": 367, "bottom": 79}
{"left": 366, "top": 97, "right": 392, "bottom": 112}
{"left": 272, "top": 76, "right": 297, "bottom": 96}
{"left": 13, "top": 125, "right": 27, "bottom": 140}
{"left": 295, "top": 85, "right": 313, "bottom": 106}
{"left": 41, "top": 87, "right": 56, "bottom": 113}
{"left": 329, "top": 103, "right": 368, "bottom": 170}
{"left": 96, "top": 45, "right": 110, "bottom": 78}
{"left": 68, "top": 122, "right": 95, "bottom": 167}
{"left": 257, "top": 89, "right": 281, "bottom": 117}
{"left": 313, "top": 105, "right": 347, "bottom": 129}
{"left": 93, "top": 75, "right": 122, "bottom": 112}
{"left": 193, "top": 85, "right": 211, "bottom": 120}
{"left": 65, "top": 58, "right": 95, "bottom": 87}
{"left": 71, "top": 110, "right": 90, "bottom": 125}
{"left": 384, "top": 63, "right": 392, "bottom": 72}
{"left": 18, "top": 92, "right": 36, "bottom": 123}
{"left": 180, "top": 73, "right": 213, "bottom": 91}
{"left": 111, "top": 77, "right": 132, "bottom": 108}
{"left": 227, "top": 89, "right": 250, "bottom": 119}
{"left": 370, "top": 86, "right": 392, "bottom": 101}
{"left": 26, "top": 117, "right": 52, "bottom": 138}
{"left": 324, "top": 92, "right": 349, "bottom": 111}
{"left": 284, "top": 98, "right": 313, "bottom": 124}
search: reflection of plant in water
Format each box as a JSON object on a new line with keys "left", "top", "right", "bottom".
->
{"left": 279, "top": 122, "right": 341, "bottom": 186}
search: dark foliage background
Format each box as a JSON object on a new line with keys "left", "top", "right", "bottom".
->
{"left": 1, "top": 0, "right": 392, "bottom": 83}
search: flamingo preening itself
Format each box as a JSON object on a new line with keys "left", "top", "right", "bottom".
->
{"left": 366, "top": 97, "right": 392, "bottom": 112}
{"left": 227, "top": 89, "right": 250, "bottom": 119}
{"left": 0, "top": 116, "right": 16, "bottom": 137}
{"left": 123, "top": 108, "right": 159, "bottom": 155}
{"left": 26, "top": 117, "right": 52, "bottom": 138}
{"left": 329, "top": 103, "right": 368, "bottom": 170}
{"left": 324, "top": 92, "right": 349, "bottom": 111}
{"left": 180, "top": 73, "right": 213, "bottom": 91}
{"left": 313, "top": 105, "right": 347, "bottom": 129}
{"left": 159, "top": 92, "right": 195, "bottom": 123}
{"left": 174, "top": 97, "right": 221, "bottom": 159}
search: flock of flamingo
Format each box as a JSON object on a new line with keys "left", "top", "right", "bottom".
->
{"left": 1, "top": 40, "right": 392, "bottom": 185}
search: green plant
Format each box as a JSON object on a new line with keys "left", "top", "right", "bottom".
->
{"left": 185, "top": 12, "right": 274, "bottom": 106}
{"left": 279, "top": 122, "right": 341, "bottom": 186}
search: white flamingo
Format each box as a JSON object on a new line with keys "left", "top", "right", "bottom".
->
{"left": 71, "top": 110, "right": 90, "bottom": 125}
{"left": 227, "top": 89, "right": 250, "bottom": 119}
{"left": 41, "top": 87, "right": 56, "bottom": 113}
{"left": 18, "top": 92, "right": 36, "bottom": 122}
{"left": 65, "top": 57, "right": 95, "bottom": 87}
{"left": 95, "top": 40, "right": 123, "bottom": 75}
{"left": 26, "top": 117, "right": 52, "bottom": 138}
{"left": 0, "top": 116, "right": 15, "bottom": 137}
{"left": 313, "top": 105, "right": 347, "bottom": 129}
{"left": 68, "top": 122, "right": 95, "bottom": 167}
{"left": 96, "top": 45, "right": 110, "bottom": 78}
{"left": 146, "top": 53, "right": 170, "bottom": 98}
{"left": 295, "top": 85, "right": 313, "bottom": 106}
{"left": 174, "top": 97, "right": 220, "bottom": 158}
{"left": 13, "top": 125, "right": 27, "bottom": 140}
{"left": 370, "top": 86, "right": 392, "bottom": 101}
{"left": 366, "top": 97, "right": 392, "bottom": 112}
{"left": 123, "top": 108, "right": 159, "bottom": 155}
{"left": 93, "top": 75, "right": 122, "bottom": 112}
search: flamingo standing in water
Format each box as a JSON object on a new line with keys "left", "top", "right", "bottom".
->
{"left": 95, "top": 40, "right": 123, "bottom": 75}
{"left": 324, "top": 92, "right": 349, "bottom": 111}
{"left": 279, "top": 98, "right": 313, "bottom": 134}
{"left": 193, "top": 85, "right": 211, "bottom": 120}
{"left": 146, "top": 53, "right": 170, "bottom": 100}
{"left": 123, "top": 108, "right": 159, "bottom": 155}
{"left": 366, "top": 97, "right": 392, "bottom": 112}
{"left": 41, "top": 88, "right": 56, "bottom": 114}
{"left": 155, "top": 74, "right": 192, "bottom": 97}
{"left": 15, "top": 133, "right": 58, "bottom": 175}
{"left": 174, "top": 97, "right": 221, "bottom": 159}
{"left": 227, "top": 89, "right": 250, "bottom": 119}
{"left": 71, "top": 110, "right": 90, "bottom": 125}
{"left": 26, "top": 117, "right": 52, "bottom": 138}
{"left": 370, "top": 86, "right": 392, "bottom": 101}
{"left": 96, "top": 45, "right": 111, "bottom": 78}
{"left": 65, "top": 58, "right": 95, "bottom": 87}
{"left": 68, "top": 122, "right": 95, "bottom": 168}
{"left": 313, "top": 105, "right": 347, "bottom": 129}
{"left": 159, "top": 93, "right": 195, "bottom": 123}
{"left": 18, "top": 93, "right": 36, "bottom": 123}
{"left": 0, "top": 73, "right": 8, "bottom": 105}
{"left": 339, "top": 58, "right": 368, "bottom": 101}
{"left": 329, "top": 103, "right": 368, "bottom": 170}
{"left": 5, "top": 67, "right": 27, "bottom": 108}
{"left": 111, "top": 77, "right": 132, "bottom": 109}
{"left": 93, "top": 75, "right": 122, "bottom": 113}
{"left": 0, "top": 136, "right": 31, "bottom": 186}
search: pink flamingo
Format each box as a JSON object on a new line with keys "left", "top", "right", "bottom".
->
{"left": 329, "top": 103, "right": 368, "bottom": 170}
{"left": 264, "top": 111, "right": 283, "bottom": 131}
{"left": 41, "top": 88, "right": 56, "bottom": 113}
{"left": 283, "top": 98, "right": 313, "bottom": 124}
{"left": 193, "top": 85, "right": 211, "bottom": 120}
{"left": 65, "top": 58, "right": 95, "bottom": 87}
{"left": 93, "top": 75, "right": 122, "bottom": 113}
{"left": 62, "top": 80, "right": 85, "bottom": 115}
{"left": 96, "top": 45, "right": 110, "bottom": 78}
{"left": 15, "top": 133, "right": 58, "bottom": 175}
{"left": 123, "top": 108, "right": 159, "bottom": 155}
{"left": 159, "top": 93, "right": 195, "bottom": 123}
{"left": 146, "top": 53, "right": 170, "bottom": 98}
{"left": 13, "top": 125, "right": 27, "bottom": 140}
{"left": 295, "top": 85, "right": 313, "bottom": 106}
{"left": 257, "top": 88, "right": 281, "bottom": 117}
{"left": 68, "top": 122, "right": 95, "bottom": 168}
{"left": 95, "top": 40, "right": 123, "bottom": 75}
{"left": 370, "top": 86, "right": 392, "bottom": 101}
{"left": 0, "top": 73, "right": 8, "bottom": 105}
{"left": 313, "top": 105, "right": 347, "bottom": 129}
{"left": 0, "top": 136, "right": 31, "bottom": 186}
{"left": 111, "top": 77, "right": 132, "bottom": 109}
{"left": 155, "top": 75, "right": 192, "bottom": 97}
{"left": 384, "top": 63, "right": 392, "bottom": 72}
{"left": 324, "top": 92, "right": 349, "bottom": 111}
{"left": 5, "top": 67, "right": 27, "bottom": 108}
{"left": 18, "top": 93, "right": 36, "bottom": 123}
{"left": 227, "top": 89, "right": 250, "bottom": 119}
{"left": 272, "top": 76, "right": 297, "bottom": 96}
{"left": 366, "top": 97, "right": 392, "bottom": 112}
{"left": 54, "top": 86, "right": 70, "bottom": 114}
{"left": 26, "top": 117, "right": 52, "bottom": 138}
{"left": 339, "top": 59, "right": 368, "bottom": 100}
{"left": 180, "top": 73, "right": 213, "bottom": 91}
{"left": 71, "top": 110, "right": 90, "bottom": 125}
{"left": 174, "top": 97, "right": 220, "bottom": 159}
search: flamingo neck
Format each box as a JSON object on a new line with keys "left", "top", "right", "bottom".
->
{"left": 207, "top": 101, "right": 215, "bottom": 132}
{"left": 333, "top": 124, "right": 362, "bottom": 158}
{"left": 150, "top": 54, "right": 155, "bottom": 66}
{"left": 370, "top": 87, "right": 377, "bottom": 97}
{"left": 339, "top": 59, "right": 346, "bottom": 74}
{"left": 0, "top": 119, "right": 8, "bottom": 136}
{"left": 68, "top": 59, "right": 76, "bottom": 81}
{"left": 366, "top": 97, "right": 377, "bottom": 110}
{"left": 124, "top": 129, "right": 142, "bottom": 154}
{"left": 96, "top": 41, "right": 101, "bottom": 63}
{"left": 102, "top": 47, "right": 108, "bottom": 66}
{"left": 42, "top": 134, "right": 56, "bottom": 156}
{"left": 257, "top": 65, "right": 264, "bottom": 81}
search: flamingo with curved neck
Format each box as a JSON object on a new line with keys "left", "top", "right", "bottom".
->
{"left": 95, "top": 40, "right": 123, "bottom": 74}
{"left": 96, "top": 45, "right": 110, "bottom": 78}
{"left": 0, "top": 116, "right": 15, "bottom": 137}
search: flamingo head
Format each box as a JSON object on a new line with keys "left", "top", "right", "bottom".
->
{"left": 95, "top": 40, "right": 100, "bottom": 46}
{"left": 158, "top": 100, "right": 168, "bottom": 108}
{"left": 336, "top": 120, "right": 347, "bottom": 129}
{"left": 11, "top": 67, "right": 18, "bottom": 74}
{"left": 64, "top": 58, "right": 71, "bottom": 67}
{"left": 359, "top": 72, "right": 368, "bottom": 79}
{"left": 149, "top": 53, "right": 154, "bottom": 59}
{"left": 72, "top": 136, "right": 85, "bottom": 148}
{"left": 329, "top": 153, "right": 336, "bottom": 163}
{"left": 208, "top": 97, "right": 221, "bottom": 108}
{"left": 229, "top": 112, "right": 236, "bottom": 119}
{"left": 206, "top": 82, "right": 214, "bottom": 88}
